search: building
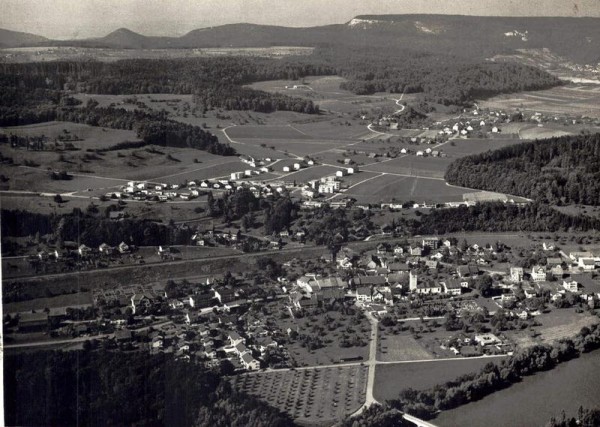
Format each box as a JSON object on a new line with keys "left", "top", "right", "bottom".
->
{"left": 409, "top": 271, "right": 418, "bottom": 292}
{"left": 474, "top": 333, "right": 501, "bottom": 346}
{"left": 510, "top": 267, "right": 524, "bottom": 283}
{"left": 422, "top": 238, "right": 439, "bottom": 250}
{"left": 563, "top": 280, "right": 579, "bottom": 292}
{"left": 579, "top": 258, "right": 596, "bottom": 271}
{"left": 458, "top": 265, "right": 479, "bottom": 278}
{"left": 442, "top": 279, "right": 462, "bottom": 296}
{"left": 530, "top": 265, "right": 547, "bottom": 282}
{"left": 18, "top": 312, "right": 49, "bottom": 332}
{"left": 356, "top": 287, "right": 372, "bottom": 302}
{"left": 131, "top": 293, "right": 154, "bottom": 314}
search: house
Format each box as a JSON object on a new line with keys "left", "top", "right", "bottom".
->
{"left": 474, "top": 333, "right": 500, "bottom": 346}
{"left": 530, "top": 265, "right": 547, "bottom": 282}
{"left": 414, "top": 281, "right": 442, "bottom": 295}
{"left": 425, "top": 260, "right": 439, "bottom": 270}
{"left": 131, "top": 293, "right": 154, "bottom": 314}
{"left": 78, "top": 244, "right": 91, "bottom": 256}
{"left": 189, "top": 292, "right": 215, "bottom": 308}
{"left": 442, "top": 279, "right": 462, "bottom": 296}
{"left": 563, "top": 280, "right": 579, "bottom": 292}
{"left": 510, "top": 267, "right": 524, "bottom": 283}
{"left": 409, "top": 246, "right": 422, "bottom": 256}
{"left": 98, "top": 243, "right": 113, "bottom": 255}
{"left": 578, "top": 258, "right": 596, "bottom": 271}
{"left": 241, "top": 353, "right": 261, "bottom": 370}
{"left": 376, "top": 243, "right": 388, "bottom": 254}
{"left": 393, "top": 245, "right": 404, "bottom": 254}
{"left": 422, "top": 238, "right": 439, "bottom": 250}
{"left": 550, "top": 264, "right": 564, "bottom": 277}
{"left": 228, "top": 331, "right": 245, "bottom": 347}
{"left": 214, "top": 288, "right": 237, "bottom": 304}
{"left": 118, "top": 241, "right": 130, "bottom": 254}
{"left": 542, "top": 242, "right": 556, "bottom": 251}
{"left": 356, "top": 287, "right": 372, "bottom": 302}
{"left": 296, "top": 295, "right": 319, "bottom": 310}
{"left": 458, "top": 265, "right": 479, "bottom": 278}
{"left": 388, "top": 262, "right": 410, "bottom": 273}
{"left": 255, "top": 337, "right": 278, "bottom": 355}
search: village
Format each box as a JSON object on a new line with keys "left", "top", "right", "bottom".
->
{"left": 6, "top": 234, "right": 600, "bottom": 374}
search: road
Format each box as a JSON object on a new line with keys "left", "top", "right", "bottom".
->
{"left": 4, "top": 320, "right": 173, "bottom": 349}
{"left": 350, "top": 310, "right": 380, "bottom": 417}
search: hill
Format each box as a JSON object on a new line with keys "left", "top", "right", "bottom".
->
{"left": 445, "top": 133, "right": 600, "bottom": 205}
{"left": 0, "top": 29, "right": 48, "bottom": 47}
{"left": 1, "top": 15, "right": 598, "bottom": 63}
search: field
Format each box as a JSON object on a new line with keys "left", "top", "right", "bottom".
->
{"left": 341, "top": 174, "right": 478, "bottom": 204}
{"left": 4, "top": 292, "right": 94, "bottom": 314}
{"left": 373, "top": 356, "right": 506, "bottom": 402}
{"left": 480, "top": 84, "right": 600, "bottom": 119}
{"left": 230, "top": 365, "right": 368, "bottom": 425}
{"left": 511, "top": 310, "right": 599, "bottom": 348}
{"left": 377, "top": 334, "right": 433, "bottom": 362}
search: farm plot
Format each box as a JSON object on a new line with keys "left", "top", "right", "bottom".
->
{"left": 441, "top": 138, "right": 524, "bottom": 157}
{"left": 479, "top": 85, "right": 600, "bottom": 118}
{"left": 517, "top": 125, "right": 574, "bottom": 139}
{"left": 230, "top": 365, "right": 368, "bottom": 425}
{"left": 362, "top": 156, "right": 452, "bottom": 179}
{"left": 343, "top": 174, "right": 477, "bottom": 204}
{"left": 232, "top": 138, "right": 348, "bottom": 157}
{"left": 225, "top": 125, "right": 312, "bottom": 140}
{"left": 373, "top": 356, "right": 506, "bottom": 402}
{"left": 377, "top": 333, "right": 433, "bottom": 362}
{"left": 270, "top": 165, "right": 343, "bottom": 183}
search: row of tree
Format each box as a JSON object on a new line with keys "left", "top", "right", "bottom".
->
{"left": 445, "top": 133, "right": 600, "bottom": 205}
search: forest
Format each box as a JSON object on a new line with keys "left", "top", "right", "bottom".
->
{"left": 445, "top": 133, "right": 600, "bottom": 205}
{"left": 4, "top": 349, "right": 293, "bottom": 427}
{"left": 400, "top": 202, "right": 600, "bottom": 235}
{"left": 313, "top": 47, "right": 562, "bottom": 105}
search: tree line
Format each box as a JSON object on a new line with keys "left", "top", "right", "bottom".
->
{"left": 445, "top": 133, "right": 600, "bottom": 205}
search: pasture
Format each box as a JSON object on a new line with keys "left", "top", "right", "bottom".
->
{"left": 342, "top": 174, "right": 477, "bottom": 204}
{"left": 479, "top": 84, "right": 600, "bottom": 119}
{"left": 1, "top": 121, "right": 141, "bottom": 150}
{"left": 362, "top": 156, "right": 451, "bottom": 179}
{"left": 373, "top": 356, "right": 506, "bottom": 402}
{"left": 230, "top": 365, "right": 368, "bottom": 425}
{"left": 225, "top": 125, "right": 312, "bottom": 140}
{"left": 377, "top": 333, "right": 433, "bottom": 362}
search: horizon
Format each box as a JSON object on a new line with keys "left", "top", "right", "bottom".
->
{"left": 1, "top": 0, "right": 599, "bottom": 40}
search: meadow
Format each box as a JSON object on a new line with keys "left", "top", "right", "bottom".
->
{"left": 373, "top": 356, "right": 506, "bottom": 402}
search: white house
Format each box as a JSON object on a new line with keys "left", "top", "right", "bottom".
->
{"left": 530, "top": 265, "right": 546, "bottom": 282}
{"left": 563, "top": 280, "right": 578, "bottom": 292}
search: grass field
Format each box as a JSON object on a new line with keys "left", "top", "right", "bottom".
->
{"left": 231, "top": 365, "right": 368, "bottom": 425}
{"left": 373, "top": 357, "right": 506, "bottom": 402}
{"left": 342, "top": 174, "right": 477, "bottom": 204}
{"left": 0, "top": 121, "right": 141, "bottom": 150}
{"left": 377, "top": 333, "right": 433, "bottom": 362}
{"left": 3, "top": 291, "right": 94, "bottom": 314}
{"left": 480, "top": 84, "right": 600, "bottom": 119}
{"left": 226, "top": 125, "right": 312, "bottom": 140}
{"left": 363, "top": 156, "right": 452, "bottom": 179}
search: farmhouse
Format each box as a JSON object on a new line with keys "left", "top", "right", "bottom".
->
{"left": 531, "top": 265, "right": 547, "bottom": 282}
{"left": 442, "top": 278, "right": 462, "bottom": 296}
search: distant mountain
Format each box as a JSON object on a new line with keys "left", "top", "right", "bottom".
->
{"left": 1, "top": 15, "right": 598, "bottom": 63}
{"left": 0, "top": 29, "right": 48, "bottom": 47}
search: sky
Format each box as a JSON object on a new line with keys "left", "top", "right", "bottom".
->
{"left": 1, "top": 0, "right": 598, "bottom": 39}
